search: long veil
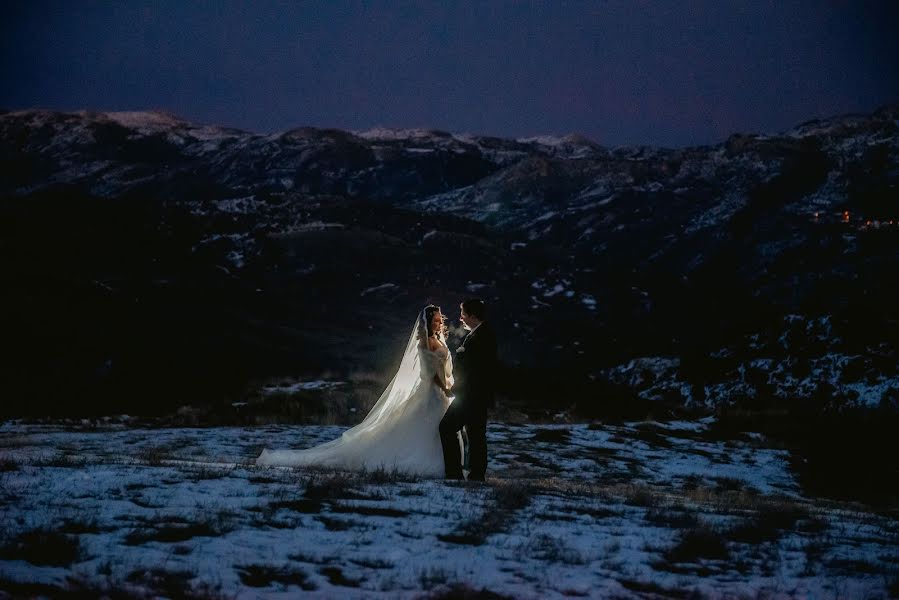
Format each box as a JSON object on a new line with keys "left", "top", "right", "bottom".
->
{"left": 333, "top": 309, "right": 431, "bottom": 442}
{"left": 255, "top": 309, "right": 441, "bottom": 469}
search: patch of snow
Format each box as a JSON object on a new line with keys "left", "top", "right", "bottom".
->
{"left": 843, "top": 377, "right": 898, "bottom": 407}
{"left": 684, "top": 191, "right": 748, "bottom": 235}
{"left": 360, "top": 283, "right": 397, "bottom": 297}
{"left": 215, "top": 196, "right": 261, "bottom": 214}
{"left": 261, "top": 380, "right": 347, "bottom": 395}
{"left": 285, "top": 221, "right": 346, "bottom": 233}
{"left": 530, "top": 296, "right": 551, "bottom": 308}
{"left": 544, "top": 284, "right": 567, "bottom": 298}
{"left": 225, "top": 251, "right": 245, "bottom": 269}
{"left": 103, "top": 110, "right": 188, "bottom": 131}
{"left": 354, "top": 127, "right": 456, "bottom": 142}
{"left": 0, "top": 421, "right": 895, "bottom": 597}
{"left": 632, "top": 182, "right": 664, "bottom": 193}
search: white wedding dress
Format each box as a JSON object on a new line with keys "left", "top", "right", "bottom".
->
{"left": 255, "top": 310, "right": 455, "bottom": 477}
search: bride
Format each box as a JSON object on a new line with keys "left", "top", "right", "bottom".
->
{"left": 255, "top": 305, "right": 456, "bottom": 477}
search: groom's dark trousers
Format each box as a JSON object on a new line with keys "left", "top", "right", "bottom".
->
{"left": 440, "top": 401, "right": 487, "bottom": 480}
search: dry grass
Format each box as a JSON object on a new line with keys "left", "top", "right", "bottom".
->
{"left": 123, "top": 511, "right": 235, "bottom": 546}
{"left": 520, "top": 533, "right": 586, "bottom": 565}
{"left": 438, "top": 480, "right": 536, "bottom": 546}
{"left": 643, "top": 507, "right": 700, "bottom": 529}
{"left": 330, "top": 503, "right": 409, "bottom": 517}
{"left": 349, "top": 556, "right": 393, "bottom": 569}
{"left": 135, "top": 445, "right": 172, "bottom": 466}
{"left": 319, "top": 565, "right": 363, "bottom": 588}
{"left": 426, "top": 582, "right": 515, "bottom": 599}
{"left": 0, "top": 436, "right": 31, "bottom": 449}
{"left": 288, "top": 551, "right": 341, "bottom": 565}
{"left": 619, "top": 579, "right": 693, "bottom": 599}
{"left": 316, "top": 515, "right": 357, "bottom": 531}
{"left": 58, "top": 517, "right": 106, "bottom": 535}
{"left": 267, "top": 497, "right": 323, "bottom": 514}
{"left": 126, "top": 568, "right": 197, "bottom": 598}
{"left": 359, "top": 465, "right": 421, "bottom": 484}
{"left": 529, "top": 428, "right": 571, "bottom": 444}
{"left": 418, "top": 566, "right": 451, "bottom": 590}
{"left": 182, "top": 463, "right": 235, "bottom": 481}
{"left": 0, "top": 528, "right": 87, "bottom": 567}
{"left": 650, "top": 524, "right": 731, "bottom": 577}
{"left": 32, "top": 453, "right": 89, "bottom": 468}
{"left": 236, "top": 564, "right": 316, "bottom": 590}
{"left": 301, "top": 471, "right": 361, "bottom": 501}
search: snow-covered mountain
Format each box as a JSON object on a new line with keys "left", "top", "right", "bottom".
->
{"left": 1, "top": 105, "right": 897, "bottom": 417}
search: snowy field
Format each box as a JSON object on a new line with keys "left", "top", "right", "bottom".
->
{"left": 1, "top": 419, "right": 896, "bottom": 598}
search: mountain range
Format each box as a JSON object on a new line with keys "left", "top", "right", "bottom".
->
{"left": 1, "top": 105, "right": 897, "bottom": 420}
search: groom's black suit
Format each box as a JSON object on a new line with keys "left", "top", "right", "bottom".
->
{"left": 440, "top": 321, "right": 497, "bottom": 481}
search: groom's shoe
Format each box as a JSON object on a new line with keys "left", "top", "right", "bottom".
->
{"left": 467, "top": 469, "right": 486, "bottom": 482}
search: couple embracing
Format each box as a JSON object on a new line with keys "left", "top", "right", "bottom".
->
{"left": 256, "top": 299, "right": 498, "bottom": 481}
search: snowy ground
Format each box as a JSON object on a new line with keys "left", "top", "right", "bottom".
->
{"left": 1, "top": 420, "right": 896, "bottom": 599}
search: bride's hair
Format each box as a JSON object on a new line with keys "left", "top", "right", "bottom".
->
{"left": 424, "top": 304, "right": 447, "bottom": 340}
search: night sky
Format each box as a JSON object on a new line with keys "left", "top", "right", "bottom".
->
{"left": 3, "top": 1, "right": 898, "bottom": 147}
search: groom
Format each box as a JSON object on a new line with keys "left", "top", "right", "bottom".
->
{"left": 440, "top": 298, "right": 497, "bottom": 481}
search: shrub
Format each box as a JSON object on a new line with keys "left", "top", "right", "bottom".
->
{"left": 0, "top": 529, "right": 86, "bottom": 566}
{"left": 236, "top": 564, "right": 316, "bottom": 590}
{"left": 663, "top": 522, "right": 729, "bottom": 564}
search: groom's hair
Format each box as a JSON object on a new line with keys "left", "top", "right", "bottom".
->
{"left": 461, "top": 298, "right": 487, "bottom": 320}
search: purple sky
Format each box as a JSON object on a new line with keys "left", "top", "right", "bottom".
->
{"left": 3, "top": 1, "right": 897, "bottom": 147}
